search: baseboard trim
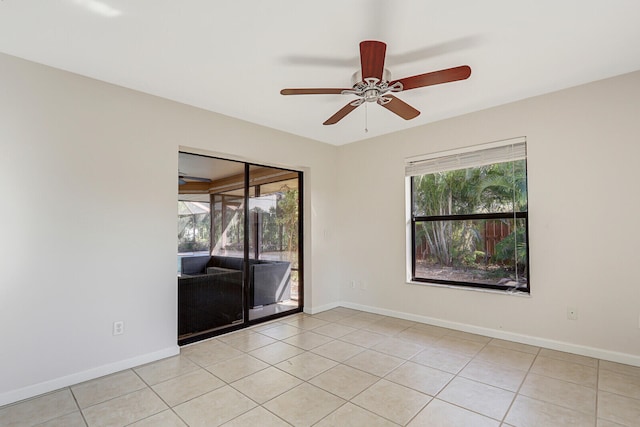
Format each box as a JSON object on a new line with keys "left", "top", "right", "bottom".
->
{"left": 334, "top": 301, "right": 640, "bottom": 367}
{"left": 305, "top": 301, "right": 340, "bottom": 315}
{"left": 0, "top": 346, "right": 180, "bottom": 407}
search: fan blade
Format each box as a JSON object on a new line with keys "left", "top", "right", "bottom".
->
{"left": 280, "top": 88, "right": 349, "bottom": 95}
{"left": 360, "top": 40, "right": 386, "bottom": 80}
{"left": 391, "top": 65, "right": 471, "bottom": 91}
{"left": 380, "top": 95, "right": 420, "bottom": 120}
{"left": 323, "top": 102, "right": 360, "bottom": 125}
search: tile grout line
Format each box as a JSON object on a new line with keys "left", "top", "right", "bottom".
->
{"left": 498, "top": 344, "right": 542, "bottom": 426}
{"left": 594, "top": 358, "right": 599, "bottom": 427}
{"left": 410, "top": 335, "right": 505, "bottom": 426}
{"left": 182, "top": 335, "right": 293, "bottom": 425}
{"left": 322, "top": 315, "right": 488, "bottom": 425}
{"left": 127, "top": 365, "right": 192, "bottom": 427}
{"left": 338, "top": 376, "right": 405, "bottom": 426}
{"left": 228, "top": 324, "right": 344, "bottom": 426}
{"left": 266, "top": 314, "right": 417, "bottom": 425}
{"left": 230, "top": 320, "right": 346, "bottom": 427}
{"left": 304, "top": 317, "right": 489, "bottom": 426}
{"left": 514, "top": 352, "right": 602, "bottom": 416}
{"left": 67, "top": 385, "right": 90, "bottom": 427}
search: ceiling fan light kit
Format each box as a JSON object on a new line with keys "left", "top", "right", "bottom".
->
{"left": 280, "top": 40, "right": 471, "bottom": 126}
{"left": 342, "top": 70, "right": 403, "bottom": 107}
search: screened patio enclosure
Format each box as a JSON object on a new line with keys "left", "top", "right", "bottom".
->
{"left": 177, "top": 152, "right": 302, "bottom": 344}
{"left": 178, "top": 201, "right": 210, "bottom": 254}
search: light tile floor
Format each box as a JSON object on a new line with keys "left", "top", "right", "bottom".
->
{"left": 2, "top": 307, "right": 640, "bottom": 426}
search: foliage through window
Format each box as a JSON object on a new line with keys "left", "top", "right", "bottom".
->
{"left": 178, "top": 201, "right": 211, "bottom": 253}
{"left": 407, "top": 139, "right": 529, "bottom": 292}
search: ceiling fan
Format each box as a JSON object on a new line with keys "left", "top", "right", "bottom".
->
{"left": 178, "top": 175, "right": 212, "bottom": 186}
{"left": 280, "top": 40, "right": 471, "bottom": 125}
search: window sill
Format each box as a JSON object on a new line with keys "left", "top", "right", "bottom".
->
{"left": 406, "top": 280, "right": 531, "bottom": 297}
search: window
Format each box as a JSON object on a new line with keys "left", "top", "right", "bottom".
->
{"left": 406, "top": 138, "right": 529, "bottom": 292}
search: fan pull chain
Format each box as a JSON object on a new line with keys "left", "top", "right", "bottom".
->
{"left": 364, "top": 103, "right": 369, "bottom": 133}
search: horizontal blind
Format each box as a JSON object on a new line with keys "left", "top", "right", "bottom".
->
{"left": 405, "top": 137, "right": 526, "bottom": 177}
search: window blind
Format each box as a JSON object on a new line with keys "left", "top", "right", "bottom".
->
{"left": 405, "top": 137, "right": 526, "bottom": 177}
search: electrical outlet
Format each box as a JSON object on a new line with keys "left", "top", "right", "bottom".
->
{"left": 567, "top": 307, "right": 578, "bottom": 320}
{"left": 350, "top": 280, "right": 355, "bottom": 289}
{"left": 113, "top": 321, "right": 124, "bottom": 335}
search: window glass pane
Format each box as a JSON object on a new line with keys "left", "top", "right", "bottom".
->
{"left": 247, "top": 178, "right": 299, "bottom": 267}
{"left": 414, "top": 218, "right": 527, "bottom": 289}
{"left": 248, "top": 167, "right": 300, "bottom": 320}
{"left": 178, "top": 201, "right": 211, "bottom": 253}
{"left": 412, "top": 159, "right": 527, "bottom": 217}
{"left": 212, "top": 193, "right": 244, "bottom": 258}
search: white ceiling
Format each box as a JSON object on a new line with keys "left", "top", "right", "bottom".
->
{"left": 1, "top": 0, "right": 640, "bottom": 145}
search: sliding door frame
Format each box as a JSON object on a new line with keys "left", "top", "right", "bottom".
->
{"left": 178, "top": 152, "right": 303, "bottom": 346}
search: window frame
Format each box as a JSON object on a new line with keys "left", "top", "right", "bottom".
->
{"left": 406, "top": 139, "right": 530, "bottom": 293}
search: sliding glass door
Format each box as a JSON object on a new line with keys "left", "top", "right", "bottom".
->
{"left": 177, "top": 152, "right": 302, "bottom": 344}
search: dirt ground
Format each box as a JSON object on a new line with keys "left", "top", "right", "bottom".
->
{"left": 415, "top": 262, "right": 526, "bottom": 287}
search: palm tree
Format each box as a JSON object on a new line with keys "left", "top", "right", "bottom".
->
{"left": 477, "top": 160, "right": 528, "bottom": 212}
{"left": 477, "top": 160, "right": 528, "bottom": 273}
{"left": 276, "top": 188, "right": 299, "bottom": 267}
{"left": 413, "top": 160, "right": 527, "bottom": 271}
{"left": 413, "top": 168, "right": 483, "bottom": 267}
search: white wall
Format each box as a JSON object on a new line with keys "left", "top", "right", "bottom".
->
{"left": 336, "top": 70, "right": 640, "bottom": 364}
{"left": 0, "top": 53, "right": 339, "bottom": 405}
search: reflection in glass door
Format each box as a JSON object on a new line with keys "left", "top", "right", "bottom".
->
{"left": 248, "top": 165, "right": 301, "bottom": 320}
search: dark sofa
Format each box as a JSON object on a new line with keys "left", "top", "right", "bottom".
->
{"left": 187, "top": 255, "right": 291, "bottom": 307}
{"left": 178, "top": 268, "right": 242, "bottom": 338}
{"left": 178, "top": 255, "right": 291, "bottom": 337}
